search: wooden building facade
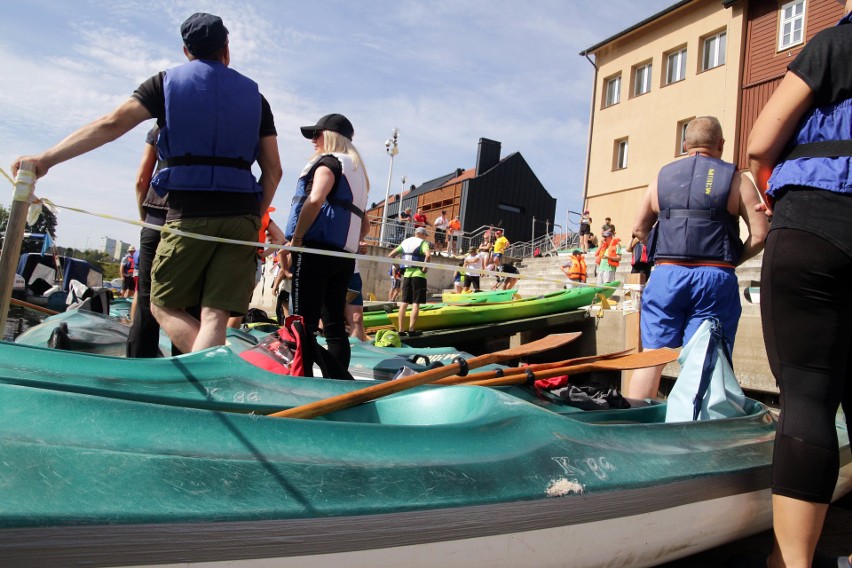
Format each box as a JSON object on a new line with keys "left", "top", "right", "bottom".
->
{"left": 579, "top": 0, "right": 845, "bottom": 237}
{"left": 735, "top": 0, "right": 844, "bottom": 167}
{"left": 365, "top": 138, "right": 556, "bottom": 245}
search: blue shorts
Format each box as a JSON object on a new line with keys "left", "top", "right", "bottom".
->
{"left": 348, "top": 272, "right": 363, "bottom": 306}
{"left": 640, "top": 264, "right": 741, "bottom": 349}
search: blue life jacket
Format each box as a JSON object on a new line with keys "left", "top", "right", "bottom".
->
{"left": 654, "top": 155, "right": 742, "bottom": 265}
{"left": 285, "top": 153, "right": 368, "bottom": 253}
{"left": 768, "top": 97, "right": 852, "bottom": 197}
{"left": 768, "top": 13, "right": 852, "bottom": 197}
{"left": 152, "top": 60, "right": 262, "bottom": 197}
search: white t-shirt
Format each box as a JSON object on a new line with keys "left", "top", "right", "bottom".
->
{"left": 463, "top": 252, "right": 485, "bottom": 273}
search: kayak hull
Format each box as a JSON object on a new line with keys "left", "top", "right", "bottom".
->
{"left": 0, "top": 380, "right": 849, "bottom": 568}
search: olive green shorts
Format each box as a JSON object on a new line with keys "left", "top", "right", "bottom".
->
{"left": 151, "top": 215, "right": 261, "bottom": 314}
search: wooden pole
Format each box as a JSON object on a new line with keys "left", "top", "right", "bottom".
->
{"left": 0, "top": 163, "right": 36, "bottom": 333}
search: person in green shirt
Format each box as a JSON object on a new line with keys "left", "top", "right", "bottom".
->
{"left": 388, "top": 227, "right": 431, "bottom": 336}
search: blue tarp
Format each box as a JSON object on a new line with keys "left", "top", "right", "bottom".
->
{"left": 16, "top": 254, "right": 103, "bottom": 293}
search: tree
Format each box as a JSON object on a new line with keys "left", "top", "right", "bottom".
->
{"left": 0, "top": 203, "right": 8, "bottom": 250}
{"left": 20, "top": 208, "right": 59, "bottom": 254}
{"left": 0, "top": 203, "right": 9, "bottom": 231}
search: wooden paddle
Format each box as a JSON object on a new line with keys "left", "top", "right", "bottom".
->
{"left": 9, "top": 297, "right": 59, "bottom": 315}
{"left": 465, "top": 349, "right": 679, "bottom": 388}
{"left": 269, "top": 332, "right": 582, "bottom": 419}
{"left": 434, "top": 348, "right": 635, "bottom": 386}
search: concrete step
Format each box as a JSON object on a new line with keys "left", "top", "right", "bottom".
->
{"left": 515, "top": 251, "right": 765, "bottom": 298}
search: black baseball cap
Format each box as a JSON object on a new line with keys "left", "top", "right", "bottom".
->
{"left": 300, "top": 114, "right": 355, "bottom": 140}
{"left": 181, "top": 13, "right": 229, "bottom": 57}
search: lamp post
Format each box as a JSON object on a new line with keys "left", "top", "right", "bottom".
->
{"left": 379, "top": 128, "right": 399, "bottom": 246}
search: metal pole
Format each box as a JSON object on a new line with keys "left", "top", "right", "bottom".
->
{"left": 0, "top": 162, "right": 35, "bottom": 333}
{"left": 379, "top": 128, "right": 399, "bottom": 246}
{"left": 531, "top": 216, "right": 535, "bottom": 248}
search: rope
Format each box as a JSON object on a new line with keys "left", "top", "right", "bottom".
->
{"left": 0, "top": 167, "right": 620, "bottom": 293}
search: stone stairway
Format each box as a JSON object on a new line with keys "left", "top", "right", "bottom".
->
{"left": 515, "top": 251, "right": 763, "bottom": 299}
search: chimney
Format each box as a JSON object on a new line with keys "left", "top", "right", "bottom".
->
{"left": 476, "top": 138, "right": 501, "bottom": 176}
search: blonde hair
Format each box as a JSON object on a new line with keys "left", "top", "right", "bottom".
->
{"left": 315, "top": 131, "right": 371, "bottom": 191}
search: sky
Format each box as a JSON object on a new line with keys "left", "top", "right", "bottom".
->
{"left": 0, "top": 0, "right": 675, "bottom": 251}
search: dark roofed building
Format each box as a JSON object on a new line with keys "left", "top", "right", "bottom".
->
{"left": 366, "top": 138, "right": 556, "bottom": 248}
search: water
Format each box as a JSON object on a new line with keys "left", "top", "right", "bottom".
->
{"left": 3, "top": 305, "right": 47, "bottom": 341}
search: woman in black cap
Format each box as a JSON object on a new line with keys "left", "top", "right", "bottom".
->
{"left": 284, "top": 114, "right": 370, "bottom": 376}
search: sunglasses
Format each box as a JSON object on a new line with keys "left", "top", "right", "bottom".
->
{"left": 311, "top": 130, "right": 324, "bottom": 140}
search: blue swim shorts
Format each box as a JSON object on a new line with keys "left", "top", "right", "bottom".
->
{"left": 348, "top": 272, "right": 364, "bottom": 306}
{"left": 640, "top": 264, "right": 741, "bottom": 349}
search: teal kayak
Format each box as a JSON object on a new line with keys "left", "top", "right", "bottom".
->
{"left": 15, "top": 308, "right": 505, "bottom": 380}
{"left": 0, "top": 339, "right": 850, "bottom": 567}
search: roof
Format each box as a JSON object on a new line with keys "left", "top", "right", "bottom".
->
{"left": 580, "top": 0, "right": 703, "bottom": 56}
{"left": 403, "top": 171, "right": 464, "bottom": 199}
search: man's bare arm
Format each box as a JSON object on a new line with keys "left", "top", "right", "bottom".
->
{"left": 13, "top": 98, "right": 152, "bottom": 178}
{"left": 734, "top": 172, "right": 769, "bottom": 264}
{"left": 135, "top": 140, "right": 158, "bottom": 221}
{"left": 631, "top": 179, "right": 659, "bottom": 243}
{"left": 256, "top": 135, "right": 282, "bottom": 216}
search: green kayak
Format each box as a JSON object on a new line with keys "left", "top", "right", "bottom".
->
{"left": 440, "top": 288, "right": 518, "bottom": 304}
{"left": 366, "top": 283, "right": 617, "bottom": 331}
{"left": 386, "top": 282, "right": 620, "bottom": 330}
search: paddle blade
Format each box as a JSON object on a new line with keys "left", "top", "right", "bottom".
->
{"left": 469, "top": 349, "right": 678, "bottom": 387}
{"left": 435, "top": 347, "right": 634, "bottom": 386}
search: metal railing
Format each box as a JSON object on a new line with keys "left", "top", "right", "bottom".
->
{"left": 365, "top": 215, "right": 580, "bottom": 259}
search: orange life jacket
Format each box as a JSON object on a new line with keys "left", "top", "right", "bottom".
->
{"left": 568, "top": 256, "right": 587, "bottom": 282}
{"left": 607, "top": 238, "right": 622, "bottom": 267}
{"left": 596, "top": 237, "right": 621, "bottom": 268}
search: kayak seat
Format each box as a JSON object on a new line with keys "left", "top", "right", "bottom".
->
{"left": 322, "top": 386, "right": 502, "bottom": 426}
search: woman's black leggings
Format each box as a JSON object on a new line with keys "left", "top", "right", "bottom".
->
{"left": 291, "top": 249, "right": 354, "bottom": 375}
{"left": 761, "top": 228, "right": 852, "bottom": 503}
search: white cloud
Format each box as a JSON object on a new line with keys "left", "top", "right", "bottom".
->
{"left": 0, "top": 0, "right": 674, "bottom": 247}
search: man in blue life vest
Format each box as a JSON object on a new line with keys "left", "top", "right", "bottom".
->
{"left": 388, "top": 226, "right": 431, "bottom": 336}
{"left": 11, "top": 13, "right": 282, "bottom": 353}
{"left": 627, "top": 116, "right": 768, "bottom": 399}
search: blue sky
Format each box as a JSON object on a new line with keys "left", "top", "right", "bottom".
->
{"left": 0, "top": 0, "right": 674, "bottom": 250}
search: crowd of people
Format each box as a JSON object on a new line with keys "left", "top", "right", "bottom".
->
{"left": 9, "top": 8, "right": 852, "bottom": 565}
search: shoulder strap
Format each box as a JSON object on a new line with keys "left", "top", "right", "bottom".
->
{"left": 293, "top": 155, "right": 365, "bottom": 219}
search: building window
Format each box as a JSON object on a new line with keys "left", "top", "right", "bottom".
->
{"left": 633, "top": 62, "right": 652, "bottom": 97}
{"left": 498, "top": 203, "right": 524, "bottom": 214}
{"left": 665, "top": 48, "right": 687, "bottom": 85}
{"left": 676, "top": 118, "right": 694, "bottom": 156}
{"left": 702, "top": 31, "right": 726, "bottom": 71}
{"left": 604, "top": 74, "right": 621, "bottom": 107}
{"left": 614, "top": 138, "right": 629, "bottom": 170}
{"left": 779, "top": 0, "right": 806, "bottom": 51}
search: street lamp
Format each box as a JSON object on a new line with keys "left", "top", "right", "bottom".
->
{"left": 379, "top": 128, "right": 399, "bottom": 246}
